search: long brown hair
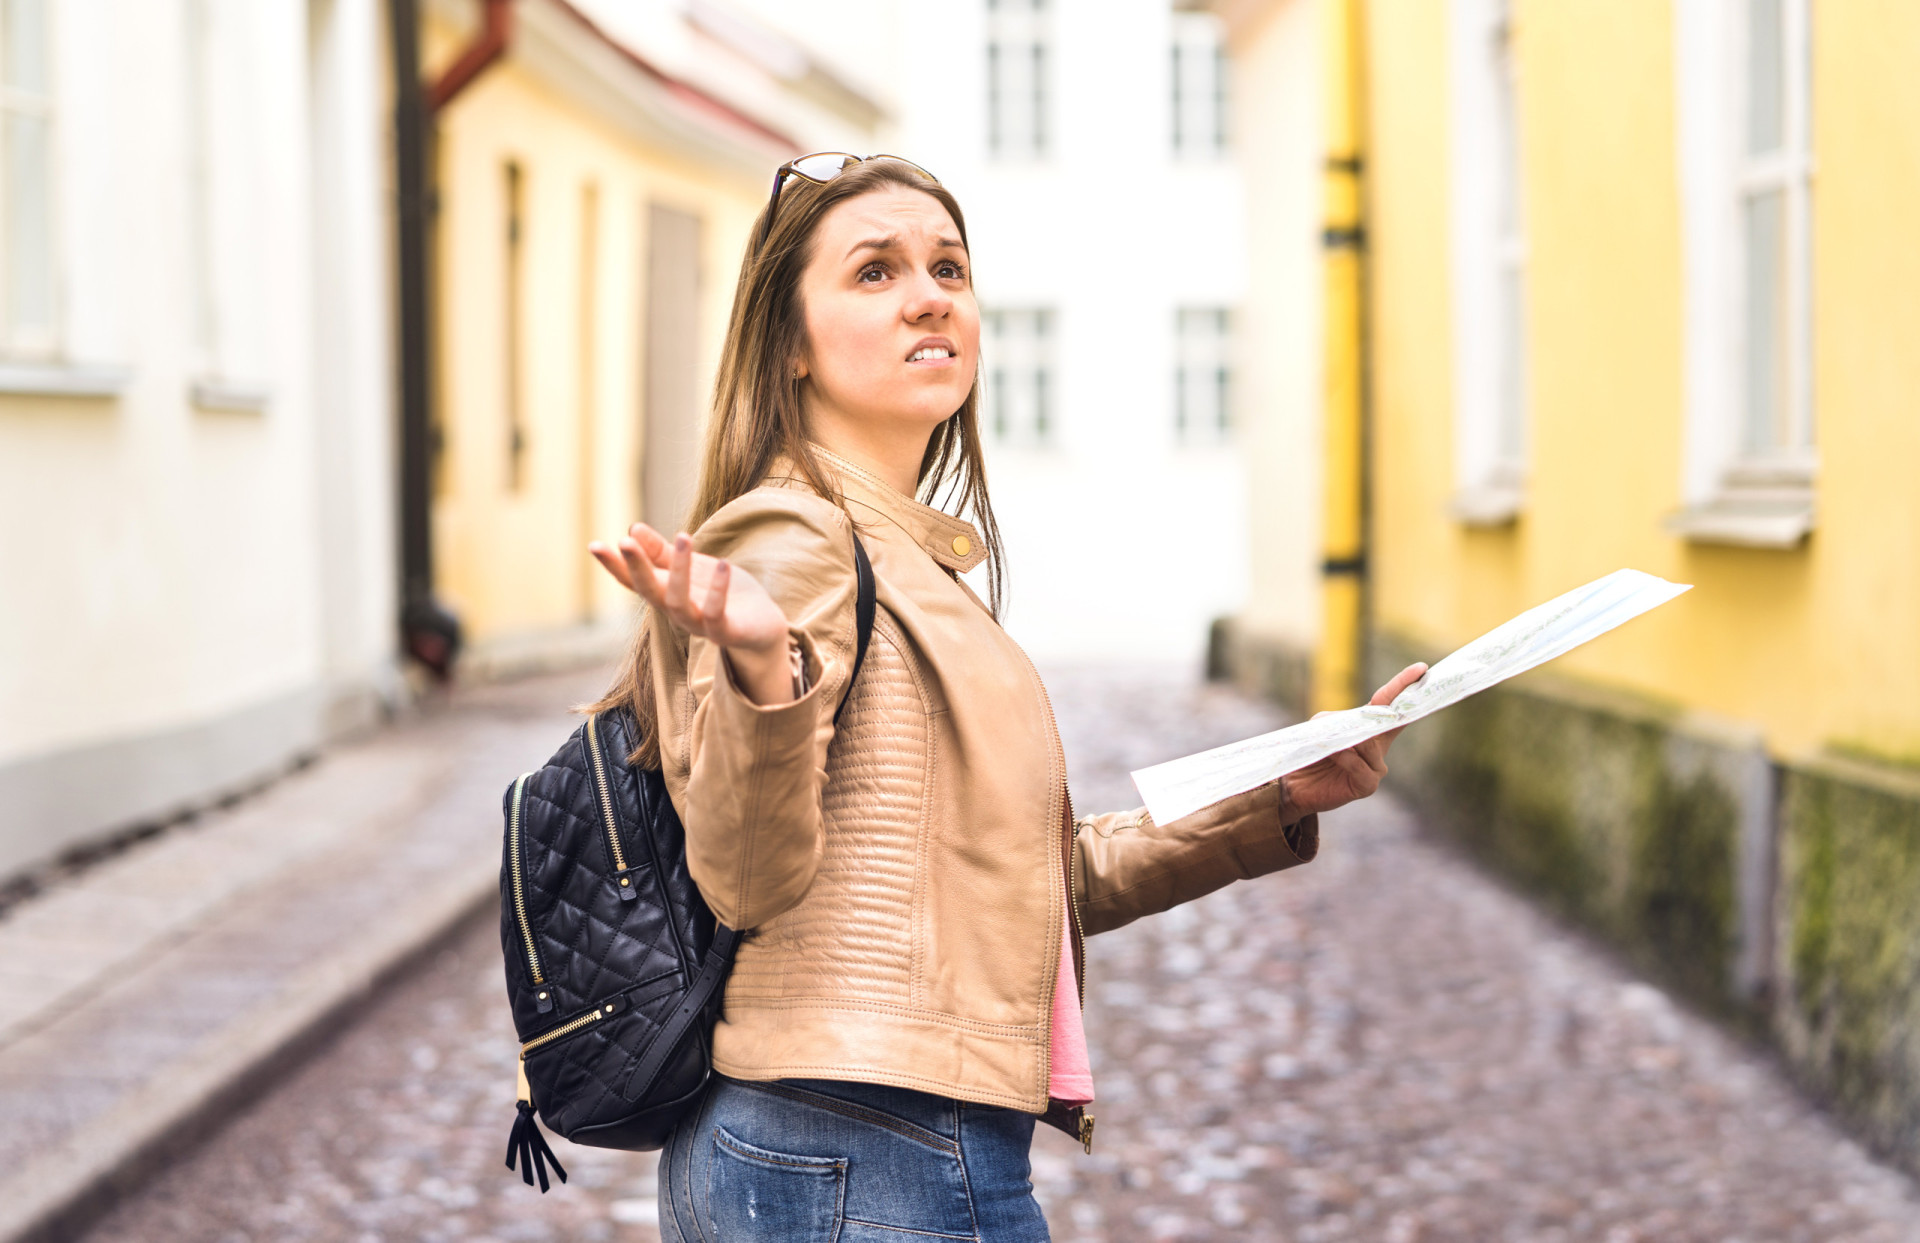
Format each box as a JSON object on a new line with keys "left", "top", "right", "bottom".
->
{"left": 592, "top": 158, "right": 1005, "bottom": 765}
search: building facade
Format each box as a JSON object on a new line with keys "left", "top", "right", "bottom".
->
{"left": 0, "top": 0, "right": 397, "bottom": 879}
{"left": 0, "top": 0, "right": 883, "bottom": 880}
{"left": 1218, "top": 0, "right": 1920, "bottom": 1171}
{"left": 421, "top": 0, "right": 886, "bottom": 669}
{"left": 738, "top": 0, "right": 1257, "bottom": 667}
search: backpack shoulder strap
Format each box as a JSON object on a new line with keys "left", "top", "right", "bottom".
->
{"left": 834, "top": 530, "right": 876, "bottom": 727}
{"left": 628, "top": 528, "right": 876, "bottom": 1105}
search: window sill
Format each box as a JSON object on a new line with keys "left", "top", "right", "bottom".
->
{"left": 1665, "top": 493, "right": 1814, "bottom": 549}
{"left": 0, "top": 360, "right": 133, "bottom": 399}
{"left": 1449, "top": 482, "right": 1525, "bottom": 528}
{"left": 191, "top": 379, "right": 272, "bottom": 414}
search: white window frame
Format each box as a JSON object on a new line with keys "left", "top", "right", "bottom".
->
{"left": 179, "top": 0, "right": 270, "bottom": 411}
{"left": 0, "top": 0, "right": 58, "bottom": 359}
{"left": 1448, "top": 0, "right": 1528, "bottom": 525}
{"left": 1670, "top": 0, "right": 1815, "bottom": 547}
{"left": 1174, "top": 306, "right": 1232, "bottom": 442}
{"left": 982, "top": 307, "right": 1057, "bottom": 449}
{"left": 986, "top": 0, "right": 1049, "bottom": 162}
{"left": 1170, "top": 12, "right": 1228, "bottom": 160}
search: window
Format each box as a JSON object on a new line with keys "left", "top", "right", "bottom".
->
{"left": 185, "top": 0, "right": 213, "bottom": 367}
{"left": 505, "top": 161, "right": 528, "bottom": 490}
{"left": 1670, "top": 0, "right": 1813, "bottom": 546}
{"left": 983, "top": 308, "right": 1055, "bottom": 447}
{"left": 178, "top": 0, "right": 269, "bottom": 410}
{"left": 1736, "top": 0, "right": 1811, "bottom": 467}
{"left": 1448, "top": 0, "right": 1528, "bottom": 524}
{"left": 1, "top": 0, "right": 54, "bottom": 355}
{"left": 1171, "top": 12, "right": 1228, "bottom": 158}
{"left": 1174, "top": 307, "right": 1231, "bottom": 440}
{"left": 987, "top": 0, "right": 1047, "bottom": 160}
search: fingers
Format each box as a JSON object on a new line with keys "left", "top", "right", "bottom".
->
{"left": 1370, "top": 662, "right": 1428, "bottom": 707}
{"left": 588, "top": 542, "right": 634, "bottom": 591}
{"left": 665, "top": 534, "right": 693, "bottom": 617}
{"left": 1349, "top": 738, "right": 1391, "bottom": 776}
{"left": 1332, "top": 745, "right": 1386, "bottom": 783}
{"left": 628, "top": 523, "right": 670, "bottom": 564}
{"left": 618, "top": 539, "right": 666, "bottom": 607}
{"left": 701, "top": 560, "right": 732, "bottom": 631}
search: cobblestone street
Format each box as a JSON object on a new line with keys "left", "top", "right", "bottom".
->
{"left": 82, "top": 668, "right": 1920, "bottom": 1242}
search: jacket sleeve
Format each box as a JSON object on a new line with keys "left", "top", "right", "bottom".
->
{"left": 1074, "top": 782, "right": 1319, "bottom": 936}
{"left": 674, "top": 493, "right": 859, "bottom": 930}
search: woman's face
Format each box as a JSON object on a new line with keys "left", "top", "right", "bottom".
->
{"left": 795, "top": 184, "right": 979, "bottom": 445}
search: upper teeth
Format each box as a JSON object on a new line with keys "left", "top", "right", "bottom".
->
{"left": 909, "top": 347, "right": 952, "bottom": 362}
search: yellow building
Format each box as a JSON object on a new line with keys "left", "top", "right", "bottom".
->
{"left": 1218, "top": 0, "right": 1920, "bottom": 1170}
{"left": 419, "top": 0, "right": 885, "bottom": 667}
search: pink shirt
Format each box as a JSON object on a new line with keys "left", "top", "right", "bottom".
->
{"left": 1047, "top": 909, "right": 1094, "bottom": 1105}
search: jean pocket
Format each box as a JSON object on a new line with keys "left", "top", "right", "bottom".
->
{"left": 708, "top": 1123, "right": 847, "bottom": 1242}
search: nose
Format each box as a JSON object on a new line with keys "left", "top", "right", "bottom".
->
{"left": 900, "top": 269, "right": 953, "bottom": 324}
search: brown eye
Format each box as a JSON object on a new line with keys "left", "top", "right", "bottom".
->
{"left": 858, "top": 264, "right": 887, "bottom": 283}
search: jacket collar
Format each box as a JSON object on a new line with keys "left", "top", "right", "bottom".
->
{"left": 789, "top": 444, "right": 989, "bottom": 575}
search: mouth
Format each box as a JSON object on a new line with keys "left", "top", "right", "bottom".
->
{"left": 906, "top": 342, "right": 957, "bottom": 364}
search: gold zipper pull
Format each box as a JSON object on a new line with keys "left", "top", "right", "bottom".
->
{"left": 516, "top": 1053, "right": 532, "bottom": 1106}
{"left": 1078, "top": 1110, "right": 1096, "bottom": 1155}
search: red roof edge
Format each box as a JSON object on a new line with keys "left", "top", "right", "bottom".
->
{"left": 540, "top": 0, "right": 799, "bottom": 154}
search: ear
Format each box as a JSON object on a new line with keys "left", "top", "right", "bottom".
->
{"left": 791, "top": 355, "right": 810, "bottom": 380}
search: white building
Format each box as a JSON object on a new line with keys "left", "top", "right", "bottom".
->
{"left": 738, "top": 0, "right": 1255, "bottom": 667}
{"left": 0, "top": 0, "right": 397, "bottom": 877}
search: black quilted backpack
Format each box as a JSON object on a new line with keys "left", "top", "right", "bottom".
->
{"left": 500, "top": 533, "right": 875, "bottom": 1191}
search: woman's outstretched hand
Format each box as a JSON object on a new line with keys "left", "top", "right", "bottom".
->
{"left": 589, "top": 523, "right": 797, "bottom": 704}
{"left": 1278, "top": 662, "right": 1430, "bottom": 823}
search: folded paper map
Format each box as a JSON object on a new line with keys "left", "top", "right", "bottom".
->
{"left": 1132, "top": 569, "right": 1692, "bottom": 825}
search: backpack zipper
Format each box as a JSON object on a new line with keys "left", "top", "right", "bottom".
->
{"left": 516, "top": 995, "right": 625, "bottom": 1107}
{"left": 507, "top": 772, "right": 553, "bottom": 1013}
{"left": 583, "top": 714, "right": 692, "bottom": 975}
{"left": 584, "top": 715, "right": 637, "bottom": 900}
{"left": 521, "top": 995, "right": 622, "bottom": 1056}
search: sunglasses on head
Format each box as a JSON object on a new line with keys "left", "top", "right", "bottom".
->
{"left": 752, "top": 152, "right": 941, "bottom": 256}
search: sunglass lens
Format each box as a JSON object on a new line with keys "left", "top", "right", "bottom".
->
{"left": 791, "top": 153, "right": 859, "bottom": 182}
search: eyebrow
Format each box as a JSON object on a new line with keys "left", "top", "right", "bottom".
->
{"left": 844, "top": 234, "right": 968, "bottom": 260}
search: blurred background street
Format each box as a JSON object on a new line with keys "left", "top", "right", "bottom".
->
{"left": 5, "top": 0, "right": 1920, "bottom": 1236}
{"left": 74, "top": 667, "right": 1920, "bottom": 1243}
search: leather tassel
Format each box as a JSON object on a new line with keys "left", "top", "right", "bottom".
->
{"left": 505, "top": 1101, "right": 567, "bottom": 1192}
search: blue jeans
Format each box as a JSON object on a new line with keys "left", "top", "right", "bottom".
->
{"left": 657, "top": 1075, "right": 1050, "bottom": 1241}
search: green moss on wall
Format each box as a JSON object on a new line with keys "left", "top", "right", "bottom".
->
{"left": 1631, "top": 768, "right": 1738, "bottom": 1009}
{"left": 1367, "top": 633, "right": 1738, "bottom": 1014}
{"left": 1777, "top": 761, "right": 1920, "bottom": 1165}
{"left": 1353, "top": 634, "right": 1920, "bottom": 1175}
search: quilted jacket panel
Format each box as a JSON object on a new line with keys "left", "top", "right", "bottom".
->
{"left": 726, "top": 616, "right": 928, "bottom": 1005}
{"left": 640, "top": 447, "right": 1319, "bottom": 1114}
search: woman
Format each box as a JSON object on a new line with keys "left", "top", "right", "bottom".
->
{"left": 588, "top": 154, "right": 1424, "bottom": 1241}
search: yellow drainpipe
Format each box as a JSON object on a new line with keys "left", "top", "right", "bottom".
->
{"left": 1312, "top": 0, "right": 1370, "bottom": 713}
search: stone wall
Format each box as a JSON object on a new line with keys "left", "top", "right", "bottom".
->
{"left": 1230, "top": 627, "right": 1920, "bottom": 1174}
{"left": 1775, "top": 756, "right": 1920, "bottom": 1167}
{"left": 1210, "top": 618, "right": 1314, "bottom": 720}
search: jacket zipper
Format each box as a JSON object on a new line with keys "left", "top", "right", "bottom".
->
{"left": 1068, "top": 799, "right": 1086, "bottom": 1008}
{"left": 1025, "top": 663, "right": 1096, "bottom": 1154}
{"left": 507, "top": 773, "right": 554, "bottom": 1014}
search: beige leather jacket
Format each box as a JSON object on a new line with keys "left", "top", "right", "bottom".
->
{"left": 648, "top": 447, "right": 1317, "bottom": 1119}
